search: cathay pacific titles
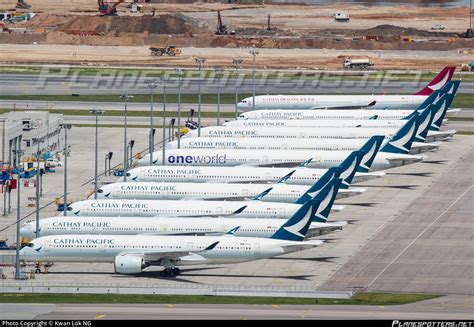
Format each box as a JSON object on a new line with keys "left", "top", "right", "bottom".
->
{"left": 119, "top": 185, "right": 177, "bottom": 191}
{"left": 53, "top": 238, "right": 115, "bottom": 245}
{"left": 208, "top": 130, "right": 257, "bottom": 136}
{"left": 90, "top": 203, "right": 149, "bottom": 209}
{"left": 52, "top": 222, "right": 112, "bottom": 228}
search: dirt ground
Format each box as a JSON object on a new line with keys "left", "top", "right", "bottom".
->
{"left": 0, "top": 1, "right": 472, "bottom": 69}
{"left": 0, "top": 43, "right": 471, "bottom": 70}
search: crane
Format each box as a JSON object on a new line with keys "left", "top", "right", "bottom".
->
{"left": 98, "top": 0, "right": 124, "bottom": 16}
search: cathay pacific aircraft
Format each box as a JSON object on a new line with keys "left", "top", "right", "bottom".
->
{"left": 237, "top": 80, "right": 460, "bottom": 120}
{"left": 102, "top": 151, "right": 364, "bottom": 201}
{"left": 236, "top": 66, "right": 455, "bottom": 111}
{"left": 168, "top": 101, "right": 441, "bottom": 155}
{"left": 142, "top": 126, "right": 423, "bottom": 172}
{"left": 22, "top": 179, "right": 345, "bottom": 240}
{"left": 119, "top": 163, "right": 383, "bottom": 186}
{"left": 20, "top": 186, "right": 334, "bottom": 277}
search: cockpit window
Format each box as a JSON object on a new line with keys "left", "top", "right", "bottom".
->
{"left": 67, "top": 206, "right": 73, "bottom": 211}
{"left": 97, "top": 189, "right": 104, "bottom": 193}
{"left": 27, "top": 243, "right": 34, "bottom": 247}
{"left": 126, "top": 173, "right": 131, "bottom": 177}
{"left": 241, "top": 100, "right": 247, "bottom": 103}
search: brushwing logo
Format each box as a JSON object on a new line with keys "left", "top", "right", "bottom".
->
{"left": 360, "top": 142, "right": 378, "bottom": 171}
{"left": 314, "top": 187, "right": 335, "bottom": 221}
{"left": 340, "top": 155, "right": 358, "bottom": 186}
{"left": 283, "top": 205, "right": 313, "bottom": 238}
{"left": 415, "top": 109, "right": 432, "bottom": 141}
{"left": 388, "top": 122, "right": 416, "bottom": 153}
{"left": 431, "top": 100, "right": 446, "bottom": 129}
{"left": 428, "top": 70, "right": 450, "bottom": 91}
{"left": 35, "top": 246, "right": 42, "bottom": 253}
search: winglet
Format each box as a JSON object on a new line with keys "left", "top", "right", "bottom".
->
{"left": 299, "top": 158, "right": 313, "bottom": 168}
{"left": 276, "top": 170, "right": 296, "bottom": 184}
{"left": 368, "top": 100, "right": 376, "bottom": 107}
{"left": 233, "top": 205, "right": 247, "bottom": 215}
{"left": 224, "top": 226, "right": 240, "bottom": 236}
{"left": 253, "top": 188, "right": 273, "bottom": 201}
{"left": 204, "top": 241, "right": 220, "bottom": 251}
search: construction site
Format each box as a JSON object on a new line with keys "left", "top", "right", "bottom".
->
{"left": 0, "top": 0, "right": 473, "bottom": 69}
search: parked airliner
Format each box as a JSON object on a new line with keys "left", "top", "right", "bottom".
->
{"left": 105, "top": 151, "right": 364, "bottom": 201}
{"left": 119, "top": 163, "right": 383, "bottom": 185}
{"left": 20, "top": 186, "right": 333, "bottom": 277}
{"left": 236, "top": 66, "right": 455, "bottom": 111}
{"left": 237, "top": 80, "right": 460, "bottom": 121}
{"left": 23, "top": 178, "right": 344, "bottom": 240}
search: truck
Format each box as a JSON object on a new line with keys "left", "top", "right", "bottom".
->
{"left": 343, "top": 58, "right": 374, "bottom": 69}
{"left": 334, "top": 12, "right": 350, "bottom": 22}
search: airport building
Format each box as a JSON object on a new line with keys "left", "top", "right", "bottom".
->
{"left": 0, "top": 111, "right": 64, "bottom": 168}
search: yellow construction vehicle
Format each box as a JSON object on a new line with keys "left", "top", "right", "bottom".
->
{"left": 149, "top": 46, "right": 181, "bottom": 57}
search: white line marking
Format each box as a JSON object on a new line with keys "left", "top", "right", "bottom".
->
{"left": 366, "top": 184, "right": 473, "bottom": 290}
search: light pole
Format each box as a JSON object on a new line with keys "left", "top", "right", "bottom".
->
{"left": 194, "top": 57, "right": 206, "bottom": 137}
{"left": 232, "top": 58, "right": 243, "bottom": 119}
{"left": 249, "top": 48, "right": 259, "bottom": 110}
{"left": 33, "top": 137, "right": 43, "bottom": 238}
{"left": 175, "top": 68, "right": 184, "bottom": 148}
{"left": 12, "top": 148, "right": 24, "bottom": 280}
{"left": 120, "top": 94, "right": 133, "bottom": 181}
{"left": 60, "top": 123, "right": 72, "bottom": 216}
{"left": 90, "top": 108, "right": 104, "bottom": 199}
{"left": 161, "top": 78, "right": 168, "bottom": 166}
{"left": 169, "top": 118, "right": 176, "bottom": 141}
{"left": 146, "top": 82, "right": 158, "bottom": 166}
{"left": 214, "top": 67, "right": 224, "bottom": 126}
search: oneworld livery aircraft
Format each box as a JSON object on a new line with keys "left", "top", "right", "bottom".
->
{"left": 236, "top": 66, "right": 455, "bottom": 111}
{"left": 21, "top": 183, "right": 338, "bottom": 277}
{"left": 96, "top": 151, "right": 365, "bottom": 201}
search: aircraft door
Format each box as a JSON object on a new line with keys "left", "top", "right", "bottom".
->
{"left": 279, "top": 207, "right": 286, "bottom": 218}
{"left": 216, "top": 207, "right": 223, "bottom": 215}
{"left": 253, "top": 243, "right": 260, "bottom": 254}
{"left": 99, "top": 244, "right": 107, "bottom": 253}
{"left": 187, "top": 242, "right": 194, "bottom": 251}
{"left": 44, "top": 240, "right": 51, "bottom": 252}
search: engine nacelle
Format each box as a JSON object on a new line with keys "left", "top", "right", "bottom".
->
{"left": 114, "top": 255, "right": 145, "bottom": 274}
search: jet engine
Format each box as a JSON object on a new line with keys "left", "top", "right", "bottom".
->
{"left": 114, "top": 255, "right": 146, "bottom": 274}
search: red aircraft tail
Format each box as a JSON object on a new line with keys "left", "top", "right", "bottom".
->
{"left": 414, "top": 66, "right": 456, "bottom": 96}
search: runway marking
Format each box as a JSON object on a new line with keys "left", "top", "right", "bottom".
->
{"left": 271, "top": 305, "right": 280, "bottom": 308}
{"left": 95, "top": 315, "right": 106, "bottom": 319}
{"left": 378, "top": 306, "right": 386, "bottom": 309}
{"left": 166, "top": 304, "right": 175, "bottom": 308}
{"left": 366, "top": 184, "right": 473, "bottom": 290}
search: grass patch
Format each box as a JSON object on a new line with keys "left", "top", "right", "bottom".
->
{"left": 1, "top": 92, "right": 472, "bottom": 106}
{"left": 0, "top": 292, "right": 439, "bottom": 305}
{"left": 0, "top": 108, "right": 235, "bottom": 119}
{"left": 446, "top": 117, "right": 474, "bottom": 121}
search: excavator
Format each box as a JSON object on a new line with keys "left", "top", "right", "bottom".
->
{"left": 16, "top": 0, "right": 31, "bottom": 9}
{"left": 98, "top": 0, "right": 124, "bottom": 16}
{"left": 215, "top": 9, "right": 235, "bottom": 35}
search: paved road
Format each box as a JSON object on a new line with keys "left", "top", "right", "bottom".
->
{"left": 1, "top": 295, "right": 473, "bottom": 319}
{"left": 2, "top": 73, "right": 473, "bottom": 95}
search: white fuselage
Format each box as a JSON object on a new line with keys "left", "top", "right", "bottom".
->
{"left": 237, "top": 95, "right": 425, "bottom": 111}
{"left": 21, "top": 216, "right": 345, "bottom": 240}
{"left": 223, "top": 119, "right": 406, "bottom": 129}
{"left": 182, "top": 126, "right": 398, "bottom": 140}
{"left": 119, "top": 165, "right": 380, "bottom": 185}
{"left": 167, "top": 137, "right": 433, "bottom": 155}
{"left": 94, "top": 182, "right": 362, "bottom": 202}
{"left": 66, "top": 198, "right": 341, "bottom": 219}
{"left": 139, "top": 149, "right": 422, "bottom": 172}
{"left": 20, "top": 234, "right": 321, "bottom": 265}
{"left": 237, "top": 109, "right": 415, "bottom": 121}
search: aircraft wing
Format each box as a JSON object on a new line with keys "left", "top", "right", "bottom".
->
{"left": 281, "top": 240, "right": 324, "bottom": 252}
{"left": 117, "top": 241, "right": 219, "bottom": 263}
{"left": 309, "top": 101, "right": 376, "bottom": 110}
{"left": 240, "top": 161, "right": 306, "bottom": 168}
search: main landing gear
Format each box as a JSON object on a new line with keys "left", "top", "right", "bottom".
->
{"left": 159, "top": 268, "right": 181, "bottom": 277}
